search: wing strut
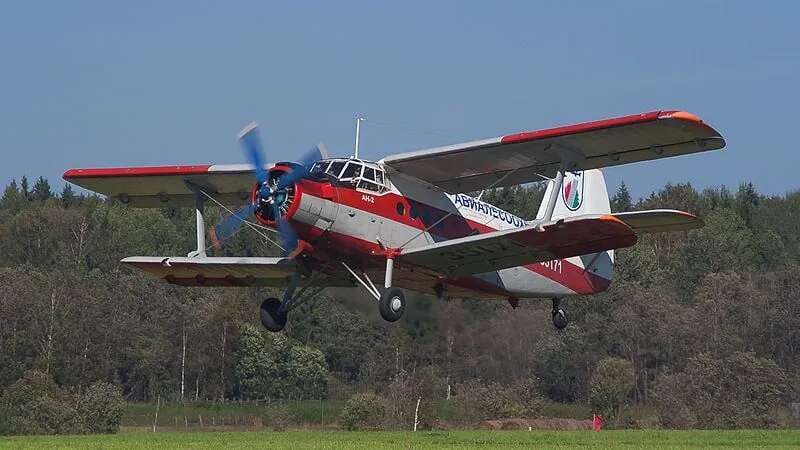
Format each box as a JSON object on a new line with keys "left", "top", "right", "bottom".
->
{"left": 186, "top": 182, "right": 208, "bottom": 258}
{"left": 541, "top": 150, "right": 578, "bottom": 222}
{"left": 541, "top": 163, "right": 565, "bottom": 222}
{"left": 341, "top": 262, "right": 381, "bottom": 301}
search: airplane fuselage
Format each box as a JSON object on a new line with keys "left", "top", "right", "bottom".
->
{"left": 282, "top": 164, "right": 613, "bottom": 301}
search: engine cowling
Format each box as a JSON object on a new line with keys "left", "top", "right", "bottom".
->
{"left": 251, "top": 165, "right": 303, "bottom": 227}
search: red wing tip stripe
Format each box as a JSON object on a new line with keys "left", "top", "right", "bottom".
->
{"left": 500, "top": 110, "right": 663, "bottom": 144}
{"left": 499, "top": 109, "right": 716, "bottom": 145}
{"left": 63, "top": 165, "right": 213, "bottom": 180}
{"left": 598, "top": 214, "right": 631, "bottom": 226}
{"left": 657, "top": 110, "right": 702, "bottom": 123}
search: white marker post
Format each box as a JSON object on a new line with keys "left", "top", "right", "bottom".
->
{"left": 413, "top": 397, "right": 421, "bottom": 431}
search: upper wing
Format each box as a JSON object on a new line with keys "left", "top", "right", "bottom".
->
{"left": 63, "top": 164, "right": 263, "bottom": 207}
{"left": 381, "top": 110, "right": 725, "bottom": 193}
{"left": 121, "top": 256, "right": 352, "bottom": 287}
{"left": 399, "top": 214, "right": 636, "bottom": 277}
{"left": 612, "top": 209, "right": 703, "bottom": 234}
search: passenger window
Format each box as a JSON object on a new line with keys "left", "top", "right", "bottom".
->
{"left": 341, "top": 162, "right": 362, "bottom": 179}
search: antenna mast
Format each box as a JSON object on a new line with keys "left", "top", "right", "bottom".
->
{"left": 354, "top": 116, "right": 366, "bottom": 159}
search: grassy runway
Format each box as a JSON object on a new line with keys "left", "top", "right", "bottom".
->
{"left": 1, "top": 430, "right": 799, "bottom": 449}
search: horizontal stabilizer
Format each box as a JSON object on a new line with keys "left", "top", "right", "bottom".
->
{"left": 612, "top": 209, "right": 702, "bottom": 234}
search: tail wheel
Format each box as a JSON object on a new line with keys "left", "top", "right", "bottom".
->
{"left": 552, "top": 306, "right": 568, "bottom": 330}
{"left": 260, "top": 297, "right": 287, "bottom": 332}
{"left": 379, "top": 288, "right": 406, "bottom": 322}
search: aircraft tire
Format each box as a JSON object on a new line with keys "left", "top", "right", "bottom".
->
{"left": 552, "top": 306, "right": 568, "bottom": 330}
{"left": 379, "top": 288, "right": 405, "bottom": 322}
{"left": 260, "top": 297, "right": 287, "bottom": 332}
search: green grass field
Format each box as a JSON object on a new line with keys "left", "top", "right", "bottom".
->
{"left": 1, "top": 430, "right": 798, "bottom": 449}
{"left": 120, "top": 400, "right": 593, "bottom": 429}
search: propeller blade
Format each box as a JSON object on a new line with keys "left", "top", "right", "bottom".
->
{"left": 238, "top": 122, "right": 268, "bottom": 186}
{"left": 210, "top": 203, "right": 256, "bottom": 249}
{"left": 272, "top": 201, "right": 298, "bottom": 256}
{"left": 275, "top": 143, "right": 328, "bottom": 191}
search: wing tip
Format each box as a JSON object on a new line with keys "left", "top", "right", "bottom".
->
{"left": 659, "top": 109, "right": 724, "bottom": 139}
{"left": 63, "top": 168, "right": 80, "bottom": 181}
{"left": 658, "top": 110, "right": 703, "bottom": 123}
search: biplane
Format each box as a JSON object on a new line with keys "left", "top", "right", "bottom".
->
{"left": 64, "top": 110, "right": 725, "bottom": 331}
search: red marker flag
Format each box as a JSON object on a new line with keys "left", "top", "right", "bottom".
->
{"left": 592, "top": 414, "right": 603, "bottom": 432}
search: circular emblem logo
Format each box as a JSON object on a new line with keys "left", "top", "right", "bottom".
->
{"left": 562, "top": 171, "right": 584, "bottom": 211}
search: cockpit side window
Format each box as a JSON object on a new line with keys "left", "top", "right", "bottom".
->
{"left": 363, "top": 166, "right": 376, "bottom": 182}
{"left": 375, "top": 169, "right": 384, "bottom": 185}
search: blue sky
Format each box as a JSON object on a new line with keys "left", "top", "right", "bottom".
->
{"left": 1, "top": 1, "right": 797, "bottom": 199}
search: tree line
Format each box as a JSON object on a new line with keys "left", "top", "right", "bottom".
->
{"left": 0, "top": 175, "right": 798, "bottom": 431}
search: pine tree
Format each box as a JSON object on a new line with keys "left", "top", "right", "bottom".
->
{"left": 735, "top": 182, "right": 759, "bottom": 228}
{"left": 61, "top": 184, "right": 76, "bottom": 208}
{"left": 32, "top": 176, "right": 52, "bottom": 202}
{"left": 611, "top": 181, "right": 633, "bottom": 212}
{"left": 20, "top": 176, "right": 30, "bottom": 200}
{"left": 1, "top": 179, "right": 24, "bottom": 210}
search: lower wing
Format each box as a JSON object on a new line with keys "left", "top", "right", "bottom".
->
{"left": 399, "top": 215, "right": 637, "bottom": 278}
{"left": 121, "top": 256, "right": 351, "bottom": 287}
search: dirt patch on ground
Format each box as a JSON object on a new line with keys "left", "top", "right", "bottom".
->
{"left": 478, "top": 418, "right": 592, "bottom": 430}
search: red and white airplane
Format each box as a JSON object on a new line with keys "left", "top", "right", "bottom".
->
{"left": 64, "top": 110, "right": 725, "bottom": 331}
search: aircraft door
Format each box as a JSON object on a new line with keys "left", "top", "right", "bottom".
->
{"left": 318, "top": 185, "right": 339, "bottom": 230}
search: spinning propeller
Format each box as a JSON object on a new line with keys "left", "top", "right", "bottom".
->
{"left": 211, "top": 122, "right": 327, "bottom": 256}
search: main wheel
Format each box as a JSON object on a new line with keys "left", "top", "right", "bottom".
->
{"left": 379, "top": 287, "right": 406, "bottom": 322}
{"left": 260, "top": 297, "right": 287, "bottom": 332}
{"left": 552, "top": 306, "right": 568, "bottom": 330}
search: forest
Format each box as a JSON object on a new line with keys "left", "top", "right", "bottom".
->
{"left": 0, "top": 175, "right": 798, "bottom": 432}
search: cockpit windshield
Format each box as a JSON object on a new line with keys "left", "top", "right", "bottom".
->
{"left": 340, "top": 162, "right": 361, "bottom": 179}
{"left": 326, "top": 161, "right": 345, "bottom": 178}
{"left": 310, "top": 158, "right": 388, "bottom": 193}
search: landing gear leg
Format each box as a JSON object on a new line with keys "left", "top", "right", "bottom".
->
{"left": 260, "top": 271, "right": 324, "bottom": 332}
{"left": 552, "top": 297, "right": 568, "bottom": 330}
{"left": 341, "top": 256, "right": 407, "bottom": 323}
{"left": 379, "top": 255, "right": 406, "bottom": 322}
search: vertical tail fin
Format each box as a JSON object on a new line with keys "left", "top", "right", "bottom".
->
{"left": 536, "top": 169, "right": 615, "bottom": 291}
{"left": 535, "top": 169, "right": 611, "bottom": 220}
